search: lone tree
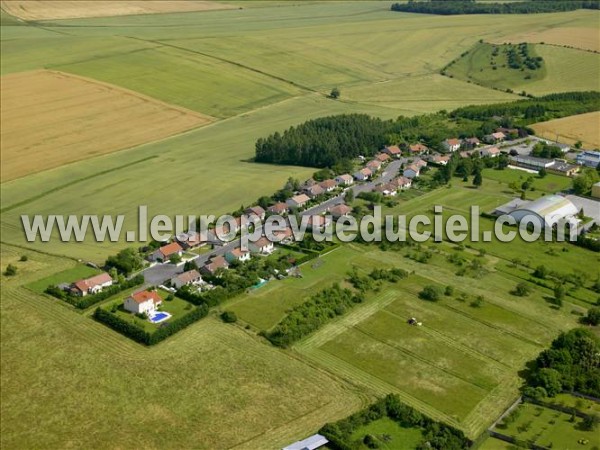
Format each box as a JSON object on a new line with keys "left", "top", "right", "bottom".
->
{"left": 538, "top": 167, "right": 547, "bottom": 178}
{"left": 472, "top": 170, "right": 483, "bottom": 188}
{"left": 329, "top": 87, "right": 340, "bottom": 99}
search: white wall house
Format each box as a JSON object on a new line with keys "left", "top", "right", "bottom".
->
{"left": 72, "top": 272, "right": 113, "bottom": 296}
{"left": 124, "top": 290, "right": 162, "bottom": 315}
{"left": 170, "top": 269, "right": 203, "bottom": 290}
{"left": 249, "top": 237, "right": 275, "bottom": 254}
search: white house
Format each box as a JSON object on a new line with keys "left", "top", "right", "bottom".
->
{"left": 72, "top": 272, "right": 113, "bottom": 296}
{"left": 392, "top": 176, "right": 412, "bottom": 190}
{"left": 124, "top": 290, "right": 162, "bottom": 315}
{"left": 375, "top": 183, "right": 397, "bottom": 196}
{"left": 442, "top": 138, "right": 461, "bottom": 152}
{"left": 335, "top": 174, "right": 354, "bottom": 186}
{"left": 249, "top": 237, "right": 275, "bottom": 254}
{"left": 366, "top": 160, "right": 382, "bottom": 172}
{"left": 319, "top": 179, "right": 337, "bottom": 192}
{"left": 225, "top": 247, "right": 251, "bottom": 263}
{"left": 170, "top": 269, "right": 203, "bottom": 290}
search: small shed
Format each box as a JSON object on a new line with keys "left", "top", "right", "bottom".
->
{"left": 283, "top": 434, "right": 329, "bottom": 450}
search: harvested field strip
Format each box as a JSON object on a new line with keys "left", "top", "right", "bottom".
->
{"left": 0, "top": 70, "right": 212, "bottom": 182}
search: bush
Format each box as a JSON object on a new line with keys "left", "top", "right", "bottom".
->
{"left": 582, "top": 307, "right": 600, "bottom": 326}
{"left": 512, "top": 282, "right": 531, "bottom": 297}
{"left": 4, "top": 264, "right": 17, "bottom": 276}
{"left": 19, "top": 255, "right": 28, "bottom": 262}
{"left": 419, "top": 285, "right": 442, "bottom": 302}
{"left": 221, "top": 311, "right": 238, "bottom": 323}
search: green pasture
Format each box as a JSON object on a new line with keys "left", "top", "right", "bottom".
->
{"left": 26, "top": 264, "right": 102, "bottom": 293}
{"left": 350, "top": 417, "right": 423, "bottom": 450}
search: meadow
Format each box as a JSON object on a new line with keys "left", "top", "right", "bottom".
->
{"left": 0, "top": 243, "right": 366, "bottom": 450}
{"left": 531, "top": 111, "right": 600, "bottom": 149}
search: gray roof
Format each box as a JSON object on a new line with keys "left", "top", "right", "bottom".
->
{"left": 283, "top": 434, "right": 329, "bottom": 450}
{"left": 494, "top": 198, "right": 530, "bottom": 215}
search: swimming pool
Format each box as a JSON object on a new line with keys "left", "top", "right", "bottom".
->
{"left": 149, "top": 311, "right": 171, "bottom": 323}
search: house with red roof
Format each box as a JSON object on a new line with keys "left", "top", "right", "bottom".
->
{"left": 442, "top": 138, "right": 461, "bottom": 152}
{"left": 249, "top": 236, "right": 275, "bottom": 254}
{"left": 149, "top": 242, "right": 183, "bottom": 263}
{"left": 382, "top": 145, "right": 402, "bottom": 158}
{"left": 72, "top": 272, "right": 113, "bottom": 296}
{"left": 225, "top": 247, "right": 251, "bottom": 263}
{"left": 170, "top": 269, "right": 203, "bottom": 290}
{"left": 124, "top": 290, "right": 162, "bottom": 315}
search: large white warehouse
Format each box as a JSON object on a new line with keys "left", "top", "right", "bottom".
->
{"left": 508, "top": 195, "right": 579, "bottom": 229}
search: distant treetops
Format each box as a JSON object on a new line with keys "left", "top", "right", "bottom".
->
{"left": 391, "top": 1, "right": 599, "bottom": 16}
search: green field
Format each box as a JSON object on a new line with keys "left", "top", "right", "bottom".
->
{"left": 489, "top": 402, "right": 600, "bottom": 449}
{"left": 445, "top": 41, "right": 600, "bottom": 94}
{"left": 2, "top": 5, "right": 599, "bottom": 263}
{"left": 350, "top": 417, "right": 423, "bottom": 450}
{"left": 26, "top": 264, "right": 101, "bottom": 293}
{"left": 2, "top": 3, "right": 600, "bottom": 449}
{"left": 0, "top": 244, "right": 365, "bottom": 450}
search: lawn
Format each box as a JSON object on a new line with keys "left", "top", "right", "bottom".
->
{"left": 26, "top": 264, "right": 102, "bottom": 294}
{"left": 0, "top": 243, "right": 365, "bottom": 450}
{"left": 492, "top": 402, "right": 600, "bottom": 449}
{"left": 481, "top": 167, "right": 572, "bottom": 196}
{"left": 100, "top": 288, "right": 197, "bottom": 333}
{"left": 350, "top": 417, "right": 423, "bottom": 450}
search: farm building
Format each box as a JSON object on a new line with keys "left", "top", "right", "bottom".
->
{"left": 71, "top": 272, "right": 113, "bottom": 296}
{"left": 508, "top": 195, "right": 579, "bottom": 229}
{"left": 576, "top": 150, "right": 600, "bottom": 168}
{"left": 171, "top": 270, "right": 203, "bottom": 290}
{"left": 509, "top": 155, "right": 554, "bottom": 171}
{"left": 283, "top": 434, "right": 329, "bottom": 450}
{"left": 124, "top": 290, "right": 162, "bottom": 315}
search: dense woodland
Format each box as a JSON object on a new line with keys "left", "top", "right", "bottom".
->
{"left": 255, "top": 92, "right": 600, "bottom": 168}
{"left": 320, "top": 394, "right": 470, "bottom": 450}
{"left": 391, "top": 1, "right": 599, "bottom": 15}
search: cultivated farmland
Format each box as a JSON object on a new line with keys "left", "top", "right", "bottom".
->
{"left": 0, "top": 1, "right": 236, "bottom": 21}
{"left": 0, "top": 70, "right": 211, "bottom": 182}
{"left": 531, "top": 111, "right": 600, "bottom": 149}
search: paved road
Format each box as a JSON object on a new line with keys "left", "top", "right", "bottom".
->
{"left": 142, "top": 159, "right": 405, "bottom": 284}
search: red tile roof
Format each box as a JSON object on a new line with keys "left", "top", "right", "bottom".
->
{"left": 130, "top": 290, "right": 161, "bottom": 304}
{"left": 73, "top": 272, "right": 112, "bottom": 292}
{"left": 159, "top": 242, "right": 183, "bottom": 257}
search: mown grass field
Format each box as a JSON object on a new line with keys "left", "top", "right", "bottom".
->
{"left": 0, "top": 243, "right": 367, "bottom": 450}
{"left": 350, "top": 417, "right": 423, "bottom": 450}
{"left": 531, "top": 111, "right": 600, "bottom": 149}
{"left": 485, "top": 402, "right": 600, "bottom": 449}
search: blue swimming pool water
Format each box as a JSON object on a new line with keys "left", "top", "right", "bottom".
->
{"left": 150, "top": 312, "right": 169, "bottom": 323}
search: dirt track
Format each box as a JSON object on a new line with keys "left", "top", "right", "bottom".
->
{"left": 1, "top": 70, "right": 212, "bottom": 182}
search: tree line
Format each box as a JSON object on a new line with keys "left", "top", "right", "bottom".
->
{"left": 320, "top": 393, "right": 470, "bottom": 450}
{"left": 391, "top": 1, "right": 599, "bottom": 16}
{"left": 254, "top": 92, "right": 600, "bottom": 169}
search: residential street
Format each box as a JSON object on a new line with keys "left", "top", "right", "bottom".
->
{"left": 142, "top": 158, "right": 405, "bottom": 284}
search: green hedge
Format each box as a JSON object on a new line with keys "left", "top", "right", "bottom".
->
{"left": 93, "top": 303, "right": 209, "bottom": 346}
